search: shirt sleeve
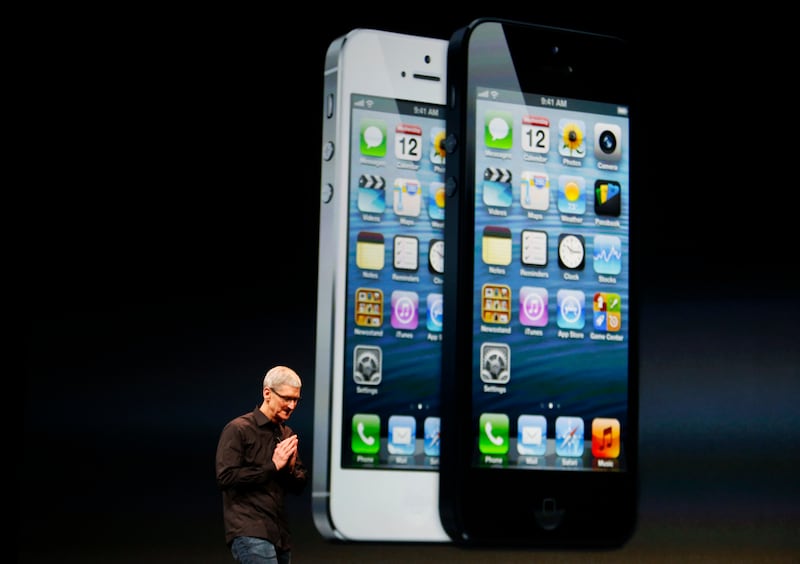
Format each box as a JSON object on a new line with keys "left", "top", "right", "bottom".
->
{"left": 284, "top": 451, "right": 309, "bottom": 495}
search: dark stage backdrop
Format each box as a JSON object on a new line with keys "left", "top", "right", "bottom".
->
{"left": 21, "top": 6, "right": 798, "bottom": 562}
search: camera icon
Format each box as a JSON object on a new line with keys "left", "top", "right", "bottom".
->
{"left": 593, "top": 123, "right": 622, "bottom": 162}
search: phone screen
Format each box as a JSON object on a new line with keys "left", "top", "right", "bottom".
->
{"left": 341, "top": 93, "right": 446, "bottom": 471}
{"left": 470, "top": 88, "right": 631, "bottom": 473}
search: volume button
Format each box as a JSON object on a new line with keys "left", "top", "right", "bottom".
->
{"left": 323, "top": 141, "right": 335, "bottom": 161}
{"left": 321, "top": 183, "right": 334, "bottom": 204}
{"left": 326, "top": 93, "right": 335, "bottom": 118}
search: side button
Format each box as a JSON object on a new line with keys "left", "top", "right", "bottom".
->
{"left": 323, "top": 141, "right": 335, "bottom": 161}
{"left": 534, "top": 497, "right": 565, "bottom": 531}
{"left": 326, "top": 93, "right": 335, "bottom": 118}
{"left": 445, "top": 177, "right": 457, "bottom": 198}
{"left": 321, "top": 183, "right": 334, "bottom": 204}
{"left": 444, "top": 133, "right": 458, "bottom": 155}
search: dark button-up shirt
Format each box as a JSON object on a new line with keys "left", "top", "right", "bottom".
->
{"left": 215, "top": 406, "right": 308, "bottom": 549}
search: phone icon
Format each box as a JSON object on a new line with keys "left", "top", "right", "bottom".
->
{"left": 479, "top": 413, "right": 509, "bottom": 454}
{"left": 352, "top": 414, "right": 380, "bottom": 454}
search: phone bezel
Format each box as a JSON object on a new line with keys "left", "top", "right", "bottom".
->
{"left": 440, "top": 18, "right": 639, "bottom": 547}
{"left": 313, "top": 28, "right": 450, "bottom": 542}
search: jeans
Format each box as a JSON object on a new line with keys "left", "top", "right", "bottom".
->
{"left": 231, "top": 536, "right": 291, "bottom": 564}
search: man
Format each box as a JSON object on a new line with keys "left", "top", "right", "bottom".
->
{"left": 216, "top": 366, "right": 308, "bottom": 564}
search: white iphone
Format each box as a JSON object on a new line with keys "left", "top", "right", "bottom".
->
{"left": 312, "top": 28, "right": 449, "bottom": 542}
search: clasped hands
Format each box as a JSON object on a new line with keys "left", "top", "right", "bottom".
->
{"left": 272, "top": 434, "right": 298, "bottom": 471}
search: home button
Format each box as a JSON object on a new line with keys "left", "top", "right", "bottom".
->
{"left": 534, "top": 497, "right": 565, "bottom": 531}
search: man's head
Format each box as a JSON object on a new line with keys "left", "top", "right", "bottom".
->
{"left": 261, "top": 365, "right": 302, "bottom": 423}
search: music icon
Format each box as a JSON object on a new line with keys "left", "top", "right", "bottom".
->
{"left": 591, "top": 417, "right": 620, "bottom": 459}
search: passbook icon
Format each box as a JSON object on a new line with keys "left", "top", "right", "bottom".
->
{"left": 482, "top": 226, "right": 512, "bottom": 265}
{"left": 356, "top": 231, "right": 385, "bottom": 270}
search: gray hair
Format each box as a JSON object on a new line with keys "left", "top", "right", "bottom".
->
{"left": 263, "top": 365, "right": 302, "bottom": 390}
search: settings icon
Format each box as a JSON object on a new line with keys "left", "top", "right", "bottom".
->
{"left": 480, "top": 343, "right": 510, "bottom": 384}
{"left": 353, "top": 345, "right": 382, "bottom": 385}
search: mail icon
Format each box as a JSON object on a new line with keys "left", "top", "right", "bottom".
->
{"left": 387, "top": 415, "right": 416, "bottom": 455}
{"left": 482, "top": 226, "right": 512, "bottom": 266}
{"left": 517, "top": 414, "right": 547, "bottom": 455}
{"left": 522, "top": 425, "right": 542, "bottom": 446}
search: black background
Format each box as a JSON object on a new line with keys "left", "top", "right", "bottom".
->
{"left": 21, "top": 6, "right": 798, "bottom": 562}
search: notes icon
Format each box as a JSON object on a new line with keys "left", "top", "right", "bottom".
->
{"left": 356, "top": 231, "right": 385, "bottom": 270}
{"left": 482, "top": 226, "right": 512, "bottom": 266}
{"left": 591, "top": 418, "right": 620, "bottom": 459}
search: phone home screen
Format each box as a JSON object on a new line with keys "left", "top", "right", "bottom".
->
{"left": 472, "top": 88, "right": 630, "bottom": 473}
{"left": 343, "top": 93, "right": 446, "bottom": 471}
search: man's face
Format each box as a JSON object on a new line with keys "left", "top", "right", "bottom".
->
{"left": 264, "top": 385, "right": 301, "bottom": 423}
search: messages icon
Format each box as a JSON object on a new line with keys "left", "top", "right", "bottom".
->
{"left": 360, "top": 118, "right": 387, "bottom": 157}
{"left": 484, "top": 110, "right": 513, "bottom": 150}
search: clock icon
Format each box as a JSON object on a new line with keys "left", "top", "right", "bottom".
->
{"left": 557, "top": 233, "right": 585, "bottom": 270}
{"left": 428, "top": 239, "right": 444, "bottom": 274}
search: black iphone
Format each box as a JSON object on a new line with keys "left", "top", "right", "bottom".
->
{"left": 439, "top": 18, "right": 638, "bottom": 547}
